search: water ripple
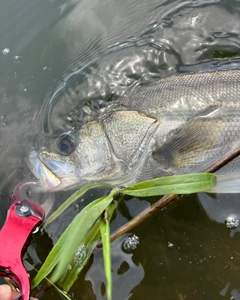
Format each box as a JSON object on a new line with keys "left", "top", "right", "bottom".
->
{"left": 41, "top": 0, "right": 240, "bottom": 139}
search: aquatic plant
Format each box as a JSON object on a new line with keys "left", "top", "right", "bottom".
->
{"left": 32, "top": 173, "right": 216, "bottom": 300}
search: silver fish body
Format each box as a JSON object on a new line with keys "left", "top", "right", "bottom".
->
{"left": 29, "top": 69, "right": 240, "bottom": 192}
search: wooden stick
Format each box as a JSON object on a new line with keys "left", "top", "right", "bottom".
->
{"left": 107, "top": 146, "right": 240, "bottom": 243}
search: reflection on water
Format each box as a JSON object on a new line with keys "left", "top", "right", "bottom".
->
{"left": 85, "top": 237, "right": 144, "bottom": 299}
{"left": 1, "top": 0, "right": 240, "bottom": 299}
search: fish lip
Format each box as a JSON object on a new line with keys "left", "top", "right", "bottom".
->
{"left": 28, "top": 150, "right": 61, "bottom": 190}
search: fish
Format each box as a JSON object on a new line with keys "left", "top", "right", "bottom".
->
{"left": 28, "top": 69, "right": 240, "bottom": 193}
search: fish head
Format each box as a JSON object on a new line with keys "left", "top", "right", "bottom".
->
{"left": 29, "top": 132, "right": 86, "bottom": 191}
{"left": 28, "top": 121, "right": 114, "bottom": 191}
{"left": 28, "top": 110, "right": 160, "bottom": 191}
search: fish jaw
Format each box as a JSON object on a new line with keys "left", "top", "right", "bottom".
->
{"left": 28, "top": 150, "right": 80, "bottom": 191}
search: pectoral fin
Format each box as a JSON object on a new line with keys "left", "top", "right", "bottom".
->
{"left": 152, "top": 107, "right": 225, "bottom": 171}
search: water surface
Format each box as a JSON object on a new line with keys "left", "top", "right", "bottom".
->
{"left": 1, "top": 0, "right": 240, "bottom": 299}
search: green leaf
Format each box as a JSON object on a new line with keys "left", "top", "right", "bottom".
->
{"left": 27, "top": 262, "right": 72, "bottom": 299}
{"left": 45, "top": 183, "right": 110, "bottom": 227}
{"left": 58, "top": 222, "right": 101, "bottom": 291}
{"left": 33, "top": 189, "right": 117, "bottom": 287}
{"left": 121, "top": 173, "right": 216, "bottom": 197}
{"left": 58, "top": 202, "right": 117, "bottom": 292}
{"left": 32, "top": 234, "right": 65, "bottom": 288}
{"left": 50, "top": 189, "right": 117, "bottom": 283}
{"left": 33, "top": 173, "right": 216, "bottom": 292}
{"left": 100, "top": 209, "right": 112, "bottom": 300}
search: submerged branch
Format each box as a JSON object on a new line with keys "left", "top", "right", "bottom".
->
{"left": 107, "top": 145, "right": 240, "bottom": 243}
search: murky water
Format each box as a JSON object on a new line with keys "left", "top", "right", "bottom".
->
{"left": 1, "top": 0, "right": 240, "bottom": 299}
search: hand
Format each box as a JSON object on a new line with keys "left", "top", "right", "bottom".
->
{"left": 0, "top": 284, "right": 38, "bottom": 300}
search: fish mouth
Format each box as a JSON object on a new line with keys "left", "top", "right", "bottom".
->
{"left": 28, "top": 150, "right": 61, "bottom": 190}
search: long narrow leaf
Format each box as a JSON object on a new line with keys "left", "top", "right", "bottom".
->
{"left": 59, "top": 202, "right": 117, "bottom": 292}
{"left": 121, "top": 173, "right": 216, "bottom": 197}
{"left": 45, "top": 183, "right": 110, "bottom": 227}
{"left": 58, "top": 223, "right": 101, "bottom": 291}
{"left": 50, "top": 189, "right": 117, "bottom": 283}
{"left": 32, "top": 235, "right": 65, "bottom": 288}
{"left": 100, "top": 209, "right": 112, "bottom": 300}
{"left": 33, "top": 189, "right": 117, "bottom": 286}
{"left": 25, "top": 262, "right": 72, "bottom": 300}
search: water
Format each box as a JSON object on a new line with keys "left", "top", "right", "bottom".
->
{"left": 1, "top": 0, "right": 240, "bottom": 299}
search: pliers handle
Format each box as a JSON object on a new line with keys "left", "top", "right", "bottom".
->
{"left": 0, "top": 183, "right": 45, "bottom": 299}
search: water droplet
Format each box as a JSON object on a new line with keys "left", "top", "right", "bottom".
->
{"left": 2, "top": 48, "right": 10, "bottom": 55}
{"left": 122, "top": 234, "right": 140, "bottom": 252}
{"left": 226, "top": 215, "right": 240, "bottom": 229}
{"left": 23, "top": 88, "right": 28, "bottom": 92}
{"left": 74, "top": 245, "right": 87, "bottom": 265}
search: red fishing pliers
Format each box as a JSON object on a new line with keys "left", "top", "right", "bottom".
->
{"left": 0, "top": 183, "right": 45, "bottom": 300}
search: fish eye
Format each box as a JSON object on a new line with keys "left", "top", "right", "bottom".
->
{"left": 56, "top": 133, "right": 76, "bottom": 156}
